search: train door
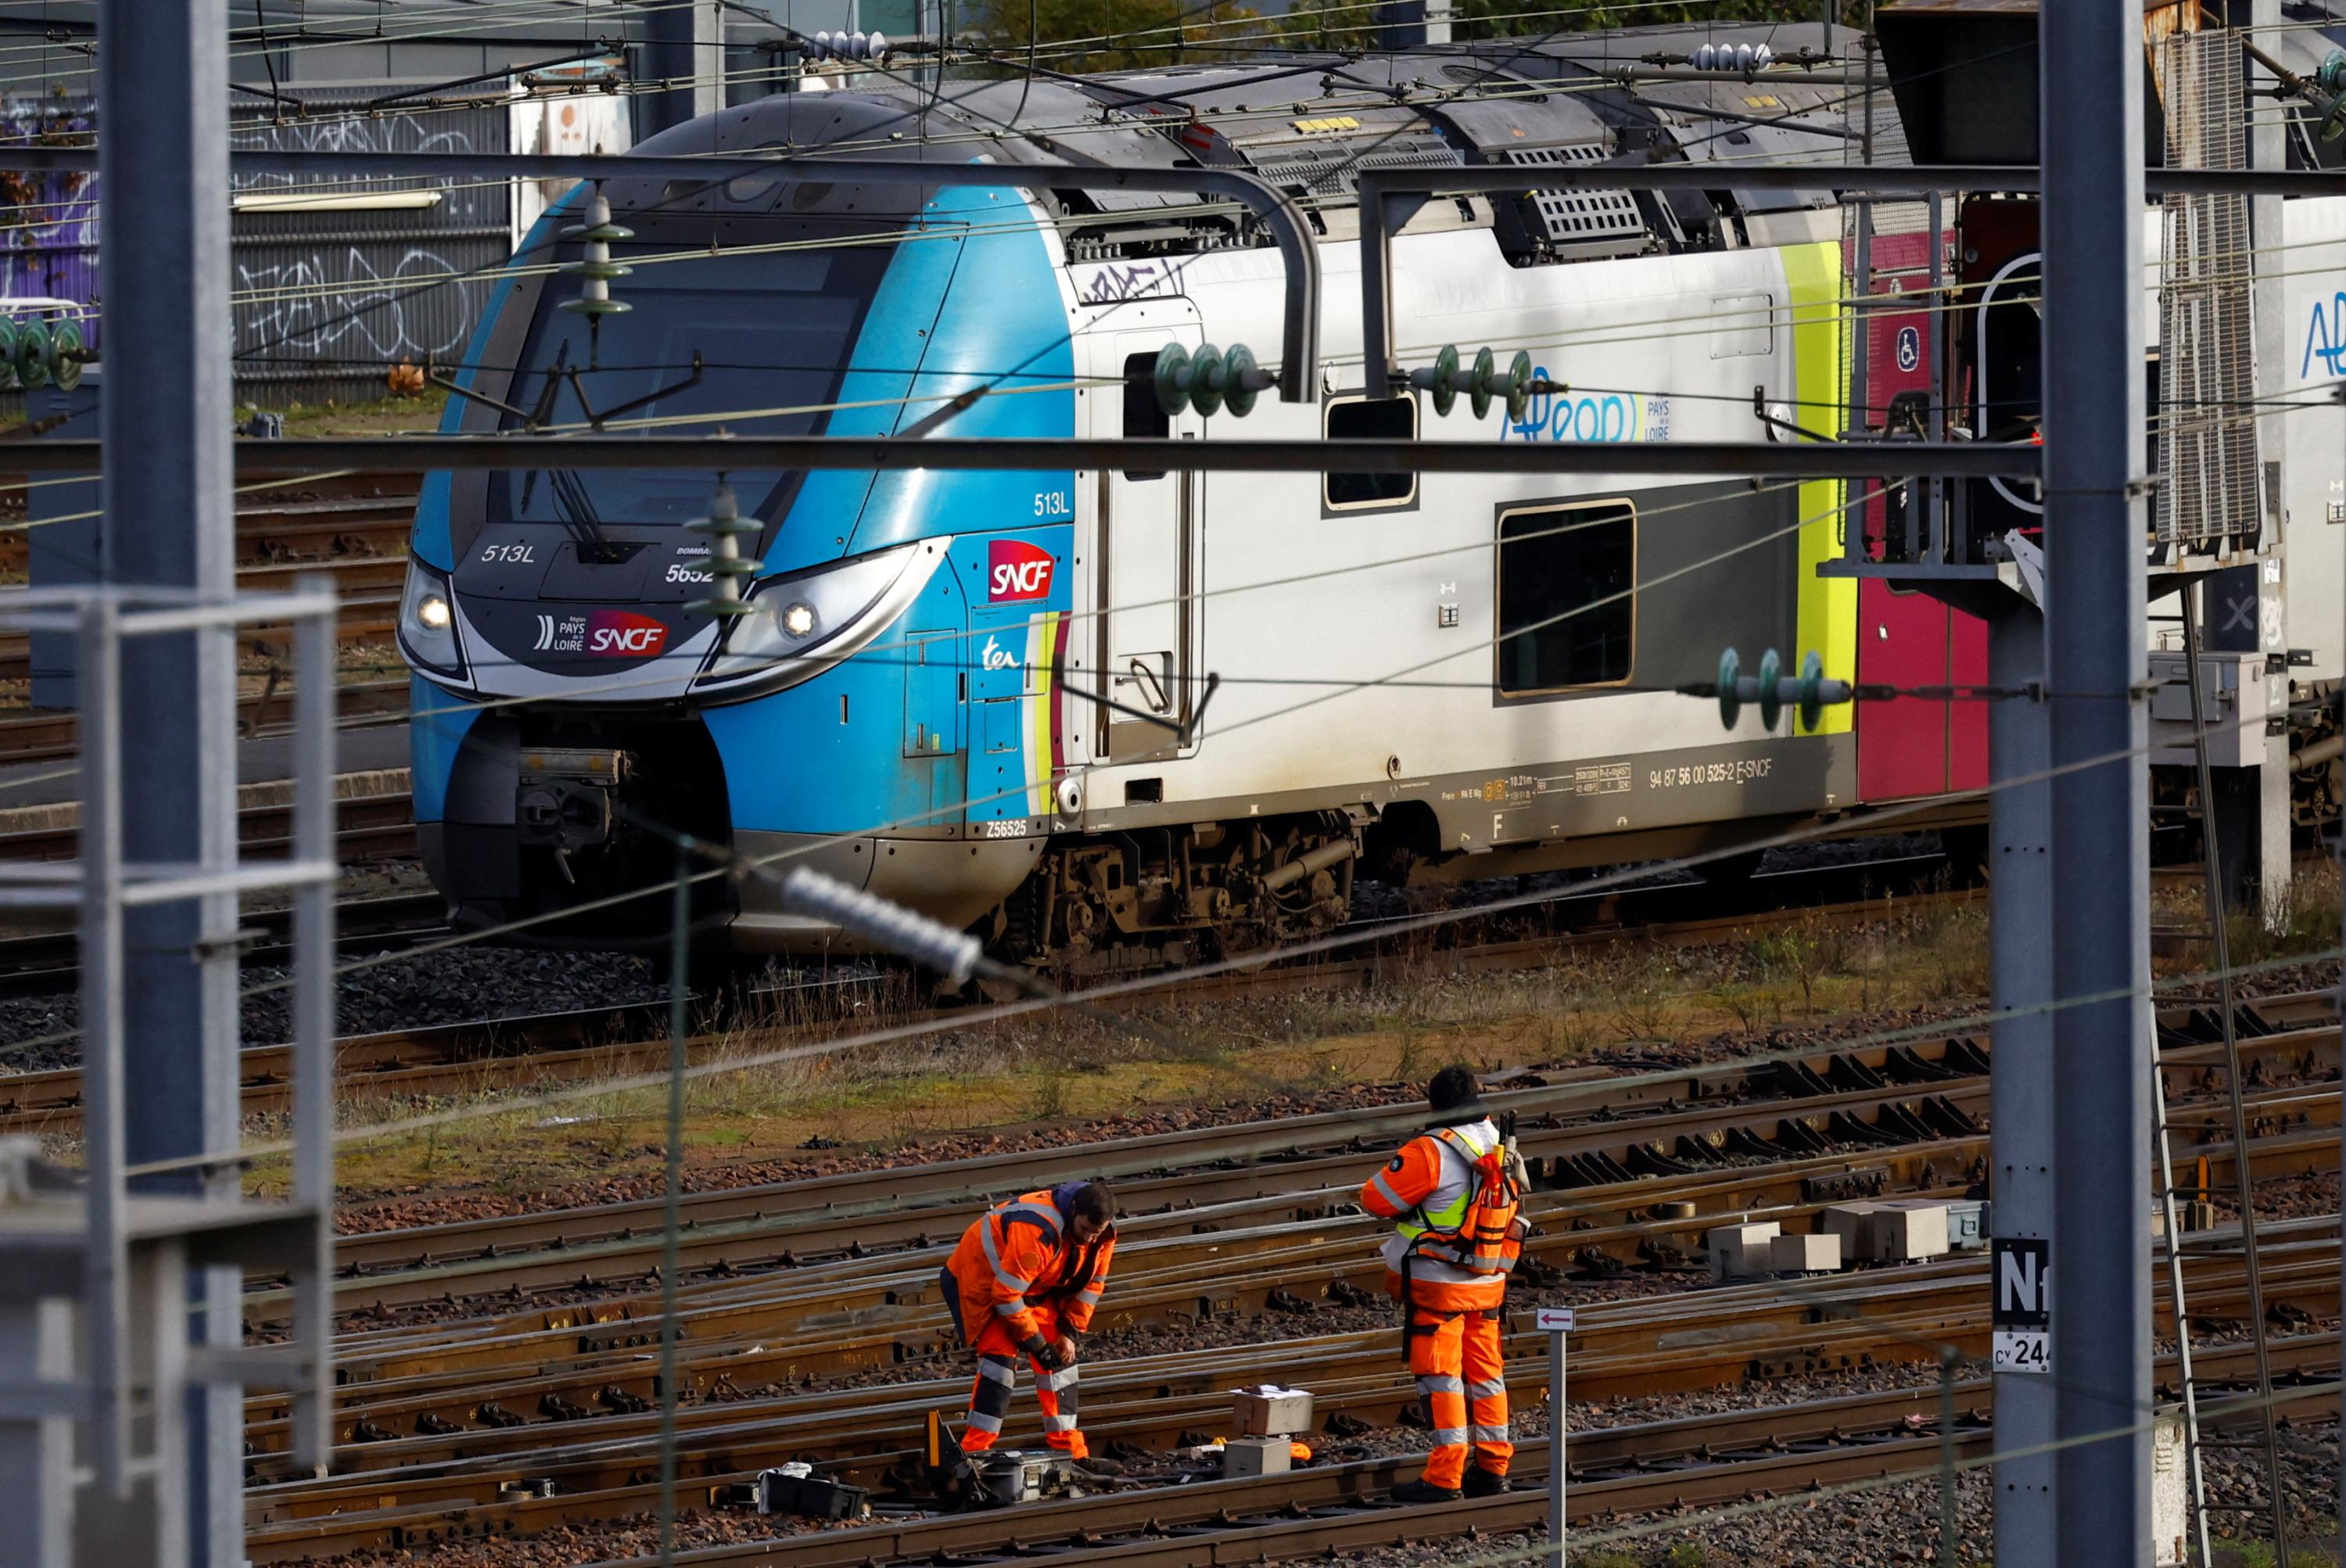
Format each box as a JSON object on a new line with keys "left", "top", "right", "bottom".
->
{"left": 1849, "top": 224, "right": 1990, "bottom": 798}
{"left": 1084, "top": 301, "right": 1204, "bottom": 766}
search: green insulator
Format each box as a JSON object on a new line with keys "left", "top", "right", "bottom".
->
{"left": 562, "top": 260, "right": 635, "bottom": 282}
{"left": 1504, "top": 349, "right": 1534, "bottom": 422}
{"left": 1223, "top": 342, "right": 1261, "bottom": 418}
{"left": 1428, "top": 343, "right": 1460, "bottom": 418}
{"left": 0, "top": 319, "right": 21, "bottom": 393}
{"left": 561, "top": 221, "right": 637, "bottom": 243}
{"left": 1153, "top": 341, "right": 1193, "bottom": 417}
{"left": 691, "top": 597, "right": 761, "bottom": 619}
{"left": 1716, "top": 646, "right": 1740, "bottom": 730}
{"left": 558, "top": 296, "right": 633, "bottom": 318}
{"left": 703, "top": 555, "right": 764, "bottom": 576}
{"left": 48, "top": 318, "right": 82, "bottom": 391}
{"left": 1189, "top": 343, "right": 1226, "bottom": 418}
{"left": 1757, "top": 648, "right": 1783, "bottom": 732}
{"left": 14, "top": 318, "right": 51, "bottom": 390}
{"left": 1469, "top": 346, "right": 1495, "bottom": 421}
{"left": 2317, "top": 48, "right": 2345, "bottom": 94}
{"left": 1797, "top": 649, "right": 1824, "bottom": 733}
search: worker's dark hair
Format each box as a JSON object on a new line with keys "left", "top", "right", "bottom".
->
{"left": 1427, "top": 1065, "right": 1481, "bottom": 1112}
{"left": 1069, "top": 1182, "right": 1116, "bottom": 1225}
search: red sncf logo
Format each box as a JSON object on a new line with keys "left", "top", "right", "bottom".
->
{"left": 586, "top": 609, "right": 669, "bottom": 658}
{"left": 988, "top": 539, "right": 1055, "bottom": 603}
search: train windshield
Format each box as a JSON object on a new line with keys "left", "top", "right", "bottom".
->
{"left": 498, "top": 242, "right": 890, "bottom": 525}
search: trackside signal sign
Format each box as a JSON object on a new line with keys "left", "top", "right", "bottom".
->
{"left": 1992, "top": 1237, "right": 2050, "bottom": 1376}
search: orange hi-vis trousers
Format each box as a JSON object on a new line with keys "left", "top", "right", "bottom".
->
{"left": 1408, "top": 1305, "right": 1511, "bottom": 1488}
{"left": 957, "top": 1304, "right": 1089, "bottom": 1460}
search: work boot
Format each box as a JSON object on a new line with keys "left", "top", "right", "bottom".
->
{"left": 1392, "top": 1478, "right": 1464, "bottom": 1505}
{"left": 1463, "top": 1466, "right": 1513, "bottom": 1498}
{"left": 1070, "top": 1455, "right": 1124, "bottom": 1478}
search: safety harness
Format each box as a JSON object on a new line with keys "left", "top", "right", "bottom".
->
{"left": 1396, "top": 1114, "right": 1530, "bottom": 1351}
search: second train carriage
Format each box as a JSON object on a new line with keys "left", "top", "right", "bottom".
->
{"left": 397, "top": 18, "right": 2346, "bottom": 968}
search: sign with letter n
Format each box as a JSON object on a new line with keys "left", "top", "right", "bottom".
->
{"left": 1992, "top": 1236, "right": 2050, "bottom": 1376}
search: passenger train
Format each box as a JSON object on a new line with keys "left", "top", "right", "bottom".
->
{"left": 399, "top": 15, "right": 2346, "bottom": 971}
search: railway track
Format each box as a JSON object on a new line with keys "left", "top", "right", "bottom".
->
{"left": 0, "top": 476, "right": 418, "bottom": 689}
{"left": 259, "top": 985, "right": 2331, "bottom": 1308}
{"left": 0, "top": 776, "right": 414, "bottom": 866}
{"left": 0, "top": 676, "right": 409, "bottom": 764}
{"left": 579, "top": 1343, "right": 2339, "bottom": 1568}
{"left": 0, "top": 888, "right": 449, "bottom": 1000}
{"left": 242, "top": 1222, "right": 2340, "bottom": 1556}
{"left": 188, "top": 979, "right": 2335, "bottom": 1558}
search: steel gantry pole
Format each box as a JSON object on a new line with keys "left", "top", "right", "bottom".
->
{"left": 98, "top": 2, "right": 245, "bottom": 1563}
{"left": 1988, "top": 603, "right": 2057, "bottom": 1566}
{"left": 2040, "top": 4, "right": 2154, "bottom": 1566}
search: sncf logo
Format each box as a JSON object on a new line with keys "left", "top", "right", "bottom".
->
{"left": 586, "top": 609, "right": 669, "bottom": 658}
{"left": 988, "top": 538, "right": 1055, "bottom": 603}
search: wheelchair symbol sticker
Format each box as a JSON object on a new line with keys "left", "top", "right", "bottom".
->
{"left": 1895, "top": 325, "right": 1921, "bottom": 373}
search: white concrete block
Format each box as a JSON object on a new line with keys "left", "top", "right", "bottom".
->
{"left": 1769, "top": 1232, "right": 1842, "bottom": 1273}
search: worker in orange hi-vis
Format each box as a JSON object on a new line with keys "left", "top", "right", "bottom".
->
{"left": 940, "top": 1180, "right": 1122, "bottom": 1476}
{"left": 1359, "top": 1066, "right": 1530, "bottom": 1503}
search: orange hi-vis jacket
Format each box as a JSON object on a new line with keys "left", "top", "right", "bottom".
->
{"left": 1359, "top": 1116, "right": 1524, "bottom": 1314}
{"left": 945, "top": 1185, "right": 1117, "bottom": 1351}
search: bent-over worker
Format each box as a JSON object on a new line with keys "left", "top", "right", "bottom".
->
{"left": 941, "top": 1180, "right": 1121, "bottom": 1474}
{"left": 1359, "top": 1065, "right": 1528, "bottom": 1502}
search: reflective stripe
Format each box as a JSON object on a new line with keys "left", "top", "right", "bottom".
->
{"left": 1472, "top": 1424, "right": 1511, "bottom": 1444}
{"left": 1465, "top": 1380, "right": 1505, "bottom": 1401}
{"left": 1495, "top": 1255, "right": 1519, "bottom": 1272}
{"left": 1433, "top": 1426, "right": 1469, "bottom": 1446}
{"left": 993, "top": 1297, "right": 1031, "bottom": 1318}
{"left": 1038, "top": 1364, "right": 1081, "bottom": 1392}
{"left": 978, "top": 1358, "right": 1019, "bottom": 1387}
{"left": 966, "top": 1408, "right": 1004, "bottom": 1434}
{"left": 1368, "top": 1171, "right": 1409, "bottom": 1212}
{"left": 1074, "top": 1286, "right": 1103, "bottom": 1307}
{"left": 1042, "top": 1412, "right": 1078, "bottom": 1431}
{"left": 1415, "top": 1374, "right": 1465, "bottom": 1395}
{"left": 978, "top": 1218, "right": 1034, "bottom": 1294}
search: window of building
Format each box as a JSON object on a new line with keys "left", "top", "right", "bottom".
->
{"left": 1496, "top": 501, "right": 1635, "bottom": 694}
{"left": 1324, "top": 395, "right": 1417, "bottom": 510}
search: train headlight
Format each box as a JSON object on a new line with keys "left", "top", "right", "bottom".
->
{"left": 398, "top": 557, "right": 466, "bottom": 677}
{"left": 696, "top": 541, "right": 937, "bottom": 695}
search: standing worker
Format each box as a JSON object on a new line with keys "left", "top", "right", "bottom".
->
{"left": 1360, "top": 1066, "right": 1529, "bottom": 1502}
{"left": 942, "top": 1180, "right": 1122, "bottom": 1475}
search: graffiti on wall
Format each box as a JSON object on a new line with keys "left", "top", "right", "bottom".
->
{"left": 0, "top": 99, "right": 100, "bottom": 348}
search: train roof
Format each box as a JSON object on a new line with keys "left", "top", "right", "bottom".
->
{"left": 630, "top": 8, "right": 2343, "bottom": 262}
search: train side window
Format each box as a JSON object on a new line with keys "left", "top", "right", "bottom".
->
{"left": 1121, "top": 352, "right": 1168, "bottom": 481}
{"left": 1324, "top": 396, "right": 1418, "bottom": 510}
{"left": 1495, "top": 500, "right": 1634, "bottom": 694}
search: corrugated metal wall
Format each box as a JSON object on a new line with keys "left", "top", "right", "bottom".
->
{"left": 229, "top": 87, "right": 513, "bottom": 407}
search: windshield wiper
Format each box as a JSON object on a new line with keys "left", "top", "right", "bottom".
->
{"left": 546, "top": 465, "right": 618, "bottom": 556}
